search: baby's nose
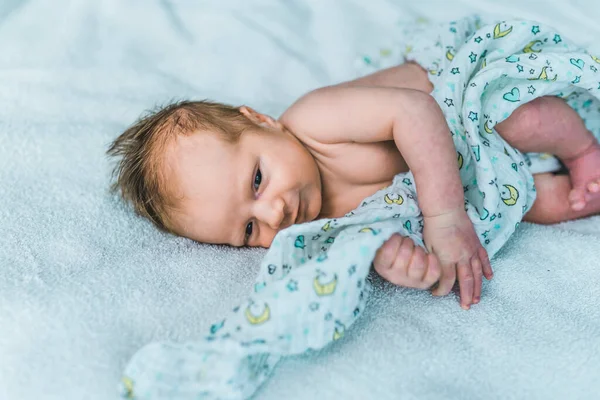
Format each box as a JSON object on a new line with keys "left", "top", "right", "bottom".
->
{"left": 255, "top": 197, "right": 286, "bottom": 230}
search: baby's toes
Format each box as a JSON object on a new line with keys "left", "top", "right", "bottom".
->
{"left": 587, "top": 179, "right": 600, "bottom": 194}
{"left": 568, "top": 187, "right": 587, "bottom": 211}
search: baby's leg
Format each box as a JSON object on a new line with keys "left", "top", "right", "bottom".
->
{"left": 495, "top": 96, "right": 600, "bottom": 212}
{"left": 524, "top": 173, "right": 600, "bottom": 224}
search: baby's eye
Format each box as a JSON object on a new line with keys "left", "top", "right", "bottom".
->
{"left": 253, "top": 168, "right": 262, "bottom": 191}
{"left": 245, "top": 222, "right": 253, "bottom": 239}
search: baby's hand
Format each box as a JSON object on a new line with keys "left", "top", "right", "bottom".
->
{"left": 373, "top": 233, "right": 441, "bottom": 290}
{"left": 422, "top": 208, "right": 493, "bottom": 310}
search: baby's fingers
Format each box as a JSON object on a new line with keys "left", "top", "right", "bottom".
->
{"left": 421, "top": 254, "right": 441, "bottom": 289}
{"left": 471, "top": 256, "right": 483, "bottom": 304}
{"left": 374, "top": 234, "right": 402, "bottom": 269}
{"left": 431, "top": 262, "right": 456, "bottom": 297}
{"left": 457, "top": 260, "right": 474, "bottom": 310}
{"left": 407, "top": 246, "right": 427, "bottom": 283}
{"left": 479, "top": 247, "right": 493, "bottom": 280}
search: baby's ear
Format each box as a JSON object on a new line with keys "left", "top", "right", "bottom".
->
{"left": 239, "top": 106, "right": 282, "bottom": 130}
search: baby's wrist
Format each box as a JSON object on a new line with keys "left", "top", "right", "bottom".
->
{"left": 411, "top": 168, "right": 464, "bottom": 221}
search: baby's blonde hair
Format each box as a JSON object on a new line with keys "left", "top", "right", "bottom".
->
{"left": 107, "top": 100, "right": 256, "bottom": 233}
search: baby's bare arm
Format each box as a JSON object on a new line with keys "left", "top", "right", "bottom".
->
{"left": 282, "top": 86, "right": 463, "bottom": 217}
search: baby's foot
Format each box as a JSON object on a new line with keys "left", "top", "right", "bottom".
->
{"left": 563, "top": 142, "right": 600, "bottom": 211}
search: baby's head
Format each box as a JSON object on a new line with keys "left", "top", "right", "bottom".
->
{"left": 107, "top": 100, "right": 322, "bottom": 248}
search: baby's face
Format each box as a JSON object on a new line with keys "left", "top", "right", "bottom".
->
{"left": 165, "top": 120, "right": 322, "bottom": 247}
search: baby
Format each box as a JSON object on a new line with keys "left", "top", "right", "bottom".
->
{"left": 108, "top": 53, "right": 600, "bottom": 311}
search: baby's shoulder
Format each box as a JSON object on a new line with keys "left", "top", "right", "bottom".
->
{"left": 278, "top": 92, "right": 331, "bottom": 144}
{"left": 279, "top": 101, "right": 337, "bottom": 165}
{"left": 278, "top": 85, "right": 372, "bottom": 147}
